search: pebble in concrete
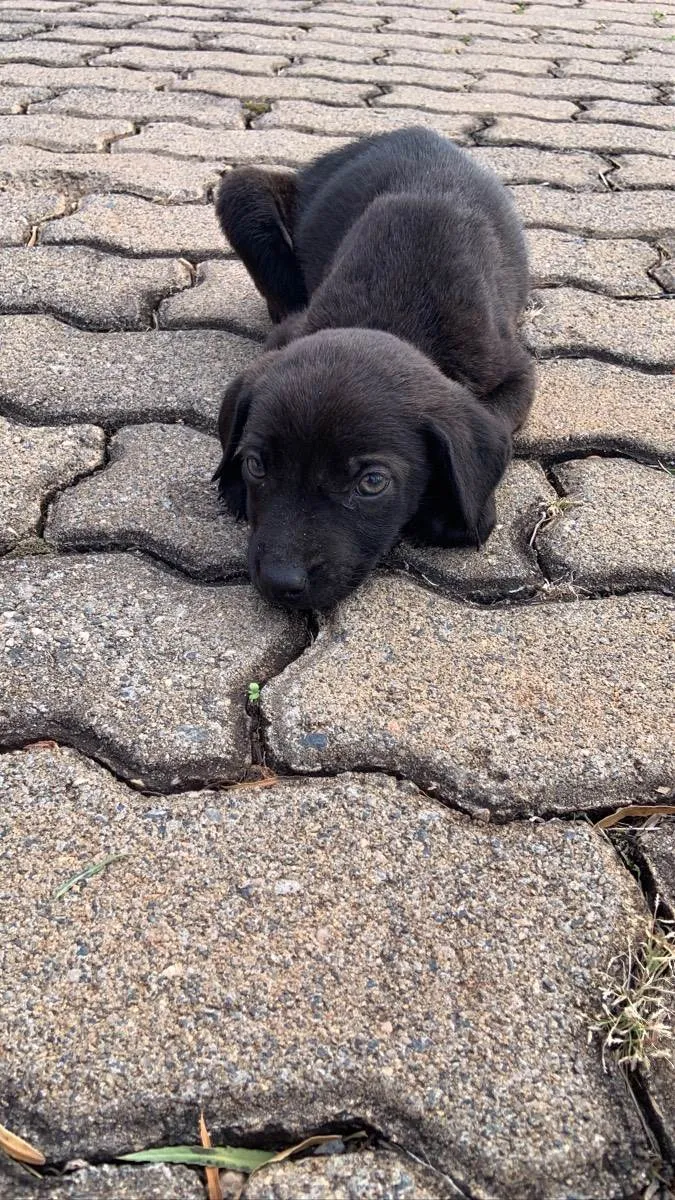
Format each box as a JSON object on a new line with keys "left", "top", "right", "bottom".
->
{"left": 527, "top": 229, "right": 661, "bottom": 297}
{"left": 0, "top": 315, "right": 259, "bottom": 429}
{"left": 390, "top": 460, "right": 553, "bottom": 598}
{"left": 0, "top": 144, "right": 222, "bottom": 203}
{"left": 264, "top": 577, "right": 674, "bottom": 819}
{"left": 516, "top": 358, "right": 675, "bottom": 460}
{"left": 41, "top": 192, "right": 227, "bottom": 258}
{"left": 46, "top": 424, "right": 248, "bottom": 579}
{"left": 158, "top": 259, "right": 270, "bottom": 337}
{"left": 0, "top": 246, "right": 191, "bottom": 329}
{"left": 537, "top": 458, "right": 675, "bottom": 592}
{"left": 0, "top": 554, "right": 305, "bottom": 787}
{"left": 525, "top": 288, "right": 675, "bottom": 368}
{"left": 0, "top": 749, "right": 654, "bottom": 1196}
{"left": 0, "top": 184, "right": 67, "bottom": 245}
{"left": 0, "top": 416, "right": 105, "bottom": 554}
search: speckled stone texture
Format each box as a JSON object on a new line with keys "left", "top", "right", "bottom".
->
{"left": 0, "top": 417, "right": 105, "bottom": 553}
{"left": 0, "top": 184, "right": 67, "bottom": 245}
{"left": 0, "top": 246, "right": 190, "bottom": 329}
{"left": 538, "top": 458, "right": 675, "bottom": 592}
{"left": 264, "top": 578, "right": 674, "bottom": 819}
{"left": 0, "top": 749, "right": 654, "bottom": 1197}
{"left": 0, "top": 554, "right": 305, "bottom": 787}
{"left": 0, "top": 316, "right": 259, "bottom": 429}
{"left": 0, "top": 145, "right": 222, "bottom": 202}
{"left": 46, "top": 424, "right": 248, "bottom": 578}
{"left": 390, "top": 460, "right": 553, "bottom": 598}
{"left": 0, "top": 1163, "right": 203, "bottom": 1198}
{"left": 516, "top": 359, "right": 675, "bottom": 460}
{"left": 41, "top": 192, "right": 228, "bottom": 257}
{"left": 158, "top": 259, "right": 270, "bottom": 338}
{"left": 244, "top": 1149, "right": 454, "bottom": 1199}
{"left": 526, "top": 229, "right": 661, "bottom": 297}
{"left": 525, "top": 289, "right": 675, "bottom": 368}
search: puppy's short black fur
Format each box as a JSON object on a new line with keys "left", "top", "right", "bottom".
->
{"left": 214, "top": 127, "right": 534, "bottom": 611}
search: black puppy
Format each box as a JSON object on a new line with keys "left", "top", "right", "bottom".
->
{"left": 214, "top": 127, "right": 534, "bottom": 610}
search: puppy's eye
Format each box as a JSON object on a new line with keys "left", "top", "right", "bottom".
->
{"left": 357, "top": 470, "right": 390, "bottom": 497}
{"left": 245, "top": 454, "right": 265, "bottom": 480}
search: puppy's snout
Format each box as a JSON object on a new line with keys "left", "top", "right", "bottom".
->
{"left": 258, "top": 559, "right": 308, "bottom": 604}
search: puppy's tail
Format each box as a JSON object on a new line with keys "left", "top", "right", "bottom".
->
{"left": 215, "top": 166, "right": 308, "bottom": 322}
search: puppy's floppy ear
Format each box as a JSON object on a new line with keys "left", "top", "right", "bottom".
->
{"left": 419, "top": 388, "right": 512, "bottom": 548}
{"left": 213, "top": 353, "right": 278, "bottom": 519}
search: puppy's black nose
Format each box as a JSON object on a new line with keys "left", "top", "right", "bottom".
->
{"left": 258, "top": 561, "right": 308, "bottom": 602}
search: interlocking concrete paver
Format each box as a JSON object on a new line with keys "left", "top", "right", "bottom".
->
{"left": 286, "top": 58, "right": 475, "bottom": 90}
{"left": 35, "top": 24, "right": 200, "bottom": 47}
{"left": 0, "top": 114, "right": 134, "bottom": 152}
{"left": 538, "top": 458, "right": 675, "bottom": 592}
{"left": 0, "top": 62, "right": 177, "bottom": 88}
{"left": 0, "top": 37, "right": 100, "bottom": 64}
{"left": 527, "top": 229, "right": 661, "bottom": 296}
{"left": 92, "top": 45, "right": 292, "bottom": 73}
{"left": 0, "top": 315, "right": 259, "bottom": 428}
{"left": 171, "top": 72, "right": 378, "bottom": 103}
{"left": 0, "top": 82, "right": 49, "bottom": 111}
{"left": 580, "top": 99, "right": 675, "bottom": 131}
{"left": 264, "top": 579, "right": 674, "bottom": 819}
{"left": 31, "top": 87, "right": 246, "bottom": 127}
{"left": 375, "top": 86, "right": 577, "bottom": 121}
{"left": 516, "top": 358, "right": 675, "bottom": 459}
{"left": 0, "top": 1162, "right": 204, "bottom": 1199}
{"left": 0, "top": 416, "right": 105, "bottom": 553}
{"left": 42, "top": 192, "right": 226, "bottom": 257}
{"left": 0, "top": 183, "right": 67, "bottom": 244}
{"left": 474, "top": 70, "right": 655, "bottom": 102}
{"left": 0, "top": 749, "right": 655, "bottom": 1195}
{"left": 614, "top": 153, "right": 675, "bottom": 188}
{"left": 243, "top": 1151, "right": 452, "bottom": 1200}
{"left": 512, "top": 185, "right": 675, "bottom": 238}
{"left": 481, "top": 114, "right": 673, "bottom": 156}
{"left": 255, "top": 101, "right": 478, "bottom": 141}
{"left": 471, "top": 145, "right": 609, "bottom": 188}
{"left": 390, "top": 461, "right": 553, "bottom": 598}
{"left": 158, "top": 258, "right": 269, "bottom": 335}
{"left": 0, "top": 145, "right": 222, "bottom": 201}
{"left": 113, "top": 123, "right": 351, "bottom": 165}
{"left": 525, "top": 288, "right": 675, "bottom": 367}
{"left": 46, "top": 423, "right": 249, "bottom": 577}
{"left": 198, "top": 31, "right": 379, "bottom": 63}
{"left": 0, "top": 246, "right": 190, "bottom": 328}
{"left": 0, "top": 555, "right": 305, "bottom": 786}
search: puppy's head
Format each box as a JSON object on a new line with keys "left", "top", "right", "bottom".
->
{"left": 215, "top": 329, "right": 510, "bottom": 610}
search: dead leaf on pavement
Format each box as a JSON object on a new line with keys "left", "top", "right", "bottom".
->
{"left": 0, "top": 1122, "right": 45, "bottom": 1166}
{"left": 597, "top": 805, "right": 675, "bottom": 830}
{"left": 199, "top": 1111, "right": 223, "bottom": 1200}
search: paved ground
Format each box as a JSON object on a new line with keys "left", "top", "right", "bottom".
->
{"left": 0, "top": 0, "right": 673, "bottom": 1197}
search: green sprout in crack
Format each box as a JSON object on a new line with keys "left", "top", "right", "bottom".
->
{"left": 243, "top": 98, "right": 271, "bottom": 116}
{"left": 652, "top": 10, "right": 666, "bottom": 22}
{"left": 589, "top": 909, "right": 675, "bottom": 1073}
{"left": 247, "top": 681, "right": 261, "bottom": 704}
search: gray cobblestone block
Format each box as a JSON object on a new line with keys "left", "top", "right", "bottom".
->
{"left": 0, "top": 184, "right": 67, "bottom": 245}
{"left": 0, "top": 37, "right": 101, "bottom": 64}
{"left": 0, "top": 245, "right": 191, "bottom": 329}
{"left": 47, "top": 423, "right": 249, "bottom": 577}
{"left": 386, "top": 46, "right": 555, "bottom": 74}
{"left": 481, "top": 115, "right": 673, "bottom": 156}
{"left": 471, "top": 146, "right": 608, "bottom": 188}
{"left": 0, "top": 113, "right": 134, "bottom": 152}
{"left": 286, "top": 58, "right": 473, "bottom": 90}
{"left": 0, "top": 62, "right": 177, "bottom": 89}
{"left": 0, "top": 315, "right": 260, "bottom": 429}
{"left": 538, "top": 457, "right": 674, "bottom": 592}
{"left": 516, "top": 358, "right": 674, "bottom": 459}
{"left": 0, "top": 82, "right": 50, "bottom": 111}
{"left": 561, "top": 57, "right": 674, "bottom": 83}
{"left": 525, "top": 288, "right": 674, "bottom": 368}
{"left": 579, "top": 99, "right": 675, "bottom": 131}
{"left": 171, "top": 70, "right": 374, "bottom": 104}
{"left": 614, "top": 153, "right": 675, "bottom": 188}
{"left": 0, "top": 554, "right": 305, "bottom": 787}
{"left": 313, "top": 25, "right": 628, "bottom": 62}
{"left": 35, "top": 25, "right": 201, "bottom": 48}
{"left": 0, "top": 20, "right": 44, "bottom": 36}
{"left": 21, "top": 8, "right": 146, "bottom": 25}
{"left": 255, "top": 100, "right": 477, "bottom": 141}
{"left": 387, "top": 16, "right": 543, "bottom": 42}
{"left": 527, "top": 229, "right": 661, "bottom": 297}
{"left": 204, "top": 30, "right": 380, "bottom": 62}
{"left": 113, "top": 124, "right": 350, "bottom": 165}
{"left": 31, "top": 87, "right": 245, "bottom": 127}
{"left": 92, "top": 45, "right": 291, "bottom": 73}
{"left": 512, "top": 186, "right": 675, "bottom": 238}
{"left": 158, "top": 258, "right": 269, "bottom": 337}
{"left": 231, "top": 8, "right": 384, "bottom": 30}
{"left": 378, "top": 86, "right": 576, "bottom": 121}
{"left": 0, "top": 145, "right": 222, "bottom": 202}
{"left": 390, "top": 460, "right": 552, "bottom": 598}
{"left": 475, "top": 70, "right": 655, "bottom": 102}
{"left": 41, "top": 192, "right": 227, "bottom": 257}
{"left": 264, "top": 576, "right": 674, "bottom": 819}
{"left": 0, "top": 416, "right": 105, "bottom": 553}
{"left": 0, "top": 746, "right": 656, "bottom": 1194}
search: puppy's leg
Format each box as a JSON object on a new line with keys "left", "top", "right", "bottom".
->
{"left": 484, "top": 349, "right": 536, "bottom": 432}
{"left": 215, "top": 166, "right": 308, "bottom": 323}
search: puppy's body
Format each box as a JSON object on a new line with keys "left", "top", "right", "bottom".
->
{"left": 215, "top": 128, "right": 534, "bottom": 609}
